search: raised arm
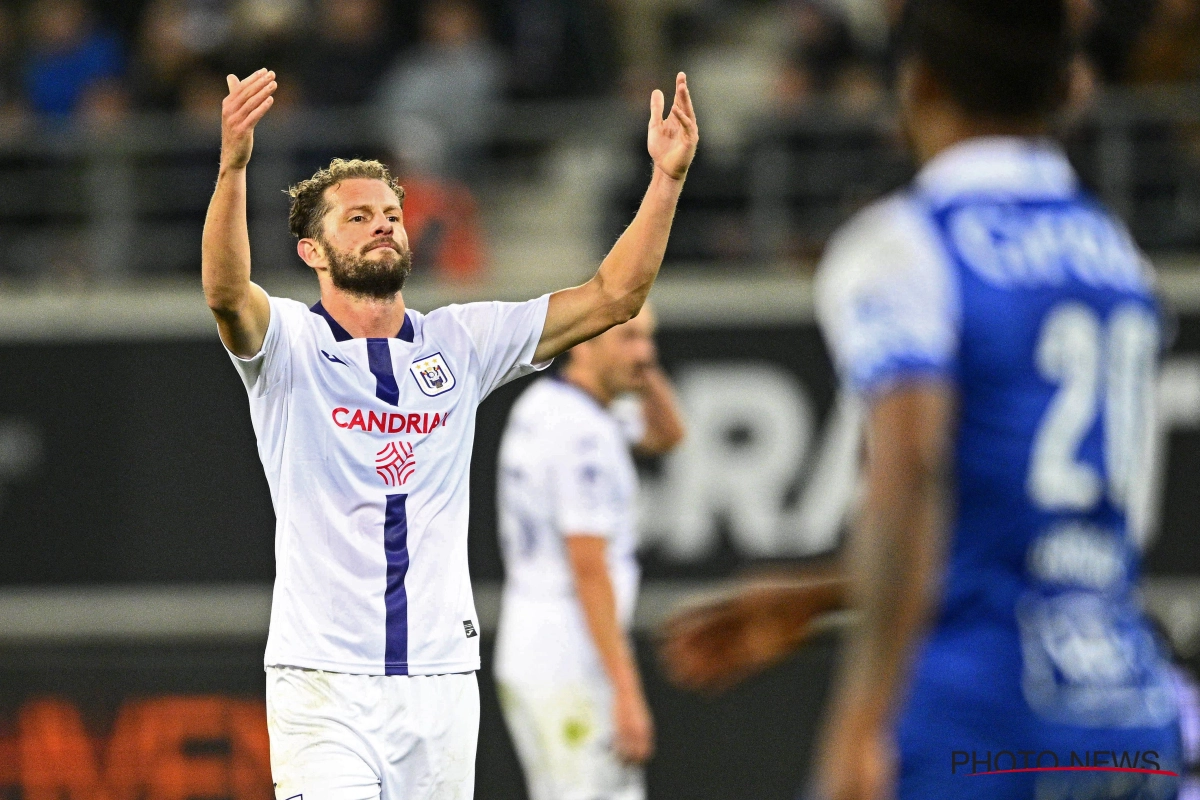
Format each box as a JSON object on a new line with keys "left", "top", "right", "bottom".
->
{"left": 533, "top": 73, "right": 699, "bottom": 363}
{"left": 202, "top": 69, "right": 277, "bottom": 358}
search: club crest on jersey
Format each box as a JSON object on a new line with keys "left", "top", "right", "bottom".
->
{"left": 376, "top": 440, "right": 415, "bottom": 487}
{"left": 409, "top": 352, "right": 456, "bottom": 397}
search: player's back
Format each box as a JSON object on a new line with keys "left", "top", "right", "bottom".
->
{"left": 817, "top": 137, "right": 1180, "bottom": 787}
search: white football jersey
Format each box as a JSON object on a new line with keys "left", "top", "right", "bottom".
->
{"left": 227, "top": 292, "right": 550, "bottom": 676}
{"left": 493, "top": 377, "right": 643, "bottom": 684}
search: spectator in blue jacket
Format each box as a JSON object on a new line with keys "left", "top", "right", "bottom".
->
{"left": 23, "top": 0, "right": 124, "bottom": 117}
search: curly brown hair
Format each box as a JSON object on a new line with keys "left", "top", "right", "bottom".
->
{"left": 286, "top": 158, "right": 406, "bottom": 240}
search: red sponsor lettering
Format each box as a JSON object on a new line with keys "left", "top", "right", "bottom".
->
{"left": 331, "top": 407, "right": 450, "bottom": 435}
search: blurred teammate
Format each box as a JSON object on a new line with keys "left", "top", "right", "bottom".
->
{"left": 662, "top": 1, "right": 1182, "bottom": 798}
{"left": 202, "top": 69, "right": 697, "bottom": 800}
{"left": 495, "top": 305, "right": 684, "bottom": 800}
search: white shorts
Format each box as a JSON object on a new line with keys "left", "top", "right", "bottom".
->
{"left": 497, "top": 677, "right": 644, "bottom": 800}
{"left": 266, "top": 666, "right": 479, "bottom": 800}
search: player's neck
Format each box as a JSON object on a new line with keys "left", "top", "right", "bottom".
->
{"left": 319, "top": 286, "right": 409, "bottom": 339}
{"left": 562, "top": 365, "right": 614, "bottom": 407}
{"left": 913, "top": 106, "right": 1050, "bottom": 166}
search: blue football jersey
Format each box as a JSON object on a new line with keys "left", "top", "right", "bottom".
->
{"left": 816, "top": 137, "right": 1181, "bottom": 798}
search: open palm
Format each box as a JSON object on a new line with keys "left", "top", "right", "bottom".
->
{"left": 648, "top": 73, "right": 699, "bottom": 181}
{"left": 221, "top": 69, "right": 277, "bottom": 171}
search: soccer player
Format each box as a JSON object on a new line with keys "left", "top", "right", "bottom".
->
{"left": 201, "top": 69, "right": 697, "bottom": 800}
{"left": 494, "top": 304, "right": 684, "bottom": 800}
{"left": 661, "top": 1, "right": 1182, "bottom": 798}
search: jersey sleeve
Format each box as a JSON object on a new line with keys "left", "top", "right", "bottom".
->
{"left": 446, "top": 294, "right": 552, "bottom": 399}
{"left": 224, "top": 295, "right": 294, "bottom": 397}
{"left": 814, "top": 195, "right": 960, "bottom": 397}
{"left": 553, "top": 423, "right": 623, "bottom": 539}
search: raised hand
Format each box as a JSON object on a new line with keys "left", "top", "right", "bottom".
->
{"left": 221, "top": 69, "right": 277, "bottom": 172}
{"left": 648, "top": 72, "right": 699, "bottom": 181}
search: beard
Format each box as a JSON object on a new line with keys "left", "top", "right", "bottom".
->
{"left": 321, "top": 237, "right": 414, "bottom": 300}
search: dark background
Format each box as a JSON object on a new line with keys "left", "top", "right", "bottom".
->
{"left": 1, "top": 315, "right": 1197, "bottom": 798}
{"left": 0, "top": 633, "right": 838, "bottom": 799}
{"left": 1, "top": 317, "right": 1196, "bottom": 584}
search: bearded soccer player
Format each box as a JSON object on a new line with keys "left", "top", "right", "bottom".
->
{"left": 201, "top": 69, "right": 697, "bottom": 800}
{"left": 661, "top": 1, "right": 1182, "bottom": 799}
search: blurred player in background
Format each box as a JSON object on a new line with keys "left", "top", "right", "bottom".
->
{"left": 202, "top": 67, "right": 697, "bottom": 799}
{"left": 661, "top": 0, "right": 1182, "bottom": 798}
{"left": 494, "top": 304, "right": 684, "bottom": 800}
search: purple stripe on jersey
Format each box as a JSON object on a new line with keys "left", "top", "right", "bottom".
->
{"left": 398, "top": 313, "right": 415, "bottom": 342}
{"left": 384, "top": 493, "right": 410, "bottom": 675}
{"left": 310, "top": 301, "right": 353, "bottom": 342}
{"left": 367, "top": 338, "right": 401, "bottom": 406}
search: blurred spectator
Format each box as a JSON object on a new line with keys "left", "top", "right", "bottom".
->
{"left": 292, "top": 0, "right": 393, "bottom": 107}
{"left": 78, "top": 77, "right": 130, "bottom": 126}
{"left": 130, "top": 0, "right": 201, "bottom": 110}
{"left": 824, "top": 0, "right": 890, "bottom": 53}
{"left": 21, "top": 0, "right": 126, "bottom": 117}
{"left": 774, "top": 0, "right": 884, "bottom": 112}
{"left": 179, "top": 66, "right": 230, "bottom": 125}
{"left": 830, "top": 61, "right": 886, "bottom": 113}
{"left": 1125, "top": 0, "right": 1200, "bottom": 86}
{"left": 222, "top": 0, "right": 305, "bottom": 86}
{"left": 398, "top": 169, "right": 488, "bottom": 283}
{"left": 500, "top": 0, "right": 618, "bottom": 99}
{"left": 176, "top": 0, "right": 235, "bottom": 55}
{"left": 376, "top": 0, "right": 500, "bottom": 177}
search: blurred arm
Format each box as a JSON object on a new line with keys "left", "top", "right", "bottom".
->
{"left": 534, "top": 74, "right": 698, "bottom": 363}
{"left": 565, "top": 534, "right": 654, "bottom": 763}
{"left": 814, "top": 383, "right": 954, "bottom": 798}
{"left": 658, "top": 574, "right": 848, "bottom": 693}
{"left": 634, "top": 366, "right": 685, "bottom": 456}
{"left": 201, "top": 70, "right": 276, "bottom": 358}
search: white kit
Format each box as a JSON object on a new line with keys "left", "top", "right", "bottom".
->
{"left": 228, "top": 293, "right": 550, "bottom": 676}
{"left": 494, "top": 377, "right": 643, "bottom": 684}
{"left": 494, "top": 377, "right": 646, "bottom": 800}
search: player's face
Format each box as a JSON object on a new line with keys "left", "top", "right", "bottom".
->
{"left": 597, "top": 307, "right": 658, "bottom": 394}
{"left": 317, "top": 178, "right": 413, "bottom": 299}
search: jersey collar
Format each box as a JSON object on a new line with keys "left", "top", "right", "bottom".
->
{"left": 310, "top": 301, "right": 415, "bottom": 342}
{"left": 915, "top": 136, "right": 1078, "bottom": 203}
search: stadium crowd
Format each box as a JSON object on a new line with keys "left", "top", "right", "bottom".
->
{"left": 0, "top": 0, "right": 1198, "bottom": 286}
{"left": 4, "top": 0, "right": 1198, "bottom": 125}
